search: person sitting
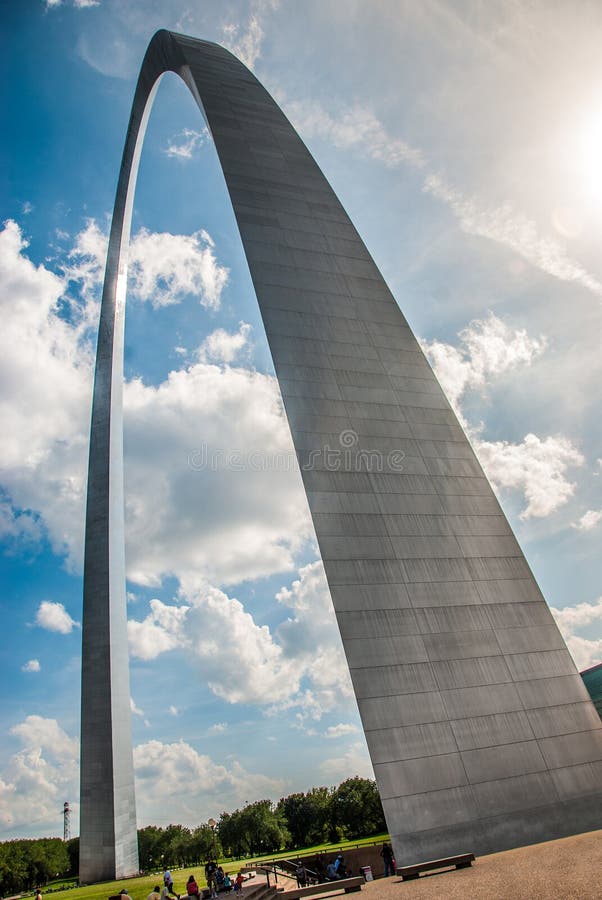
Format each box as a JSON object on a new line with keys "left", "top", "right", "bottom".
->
{"left": 186, "top": 876, "right": 200, "bottom": 899}
{"left": 147, "top": 886, "right": 162, "bottom": 900}
{"left": 334, "top": 855, "right": 345, "bottom": 879}
{"left": 326, "top": 863, "right": 337, "bottom": 881}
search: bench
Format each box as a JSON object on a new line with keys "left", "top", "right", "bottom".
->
{"left": 397, "top": 853, "right": 475, "bottom": 881}
{"left": 283, "top": 876, "right": 364, "bottom": 899}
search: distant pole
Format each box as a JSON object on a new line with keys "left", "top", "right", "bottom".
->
{"left": 63, "top": 801, "right": 71, "bottom": 842}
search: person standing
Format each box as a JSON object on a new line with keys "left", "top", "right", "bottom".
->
{"left": 295, "top": 863, "right": 307, "bottom": 888}
{"left": 161, "top": 880, "right": 179, "bottom": 900}
{"left": 205, "top": 859, "right": 218, "bottom": 899}
{"left": 380, "top": 843, "right": 395, "bottom": 878}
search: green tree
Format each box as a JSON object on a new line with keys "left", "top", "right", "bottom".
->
{"left": 278, "top": 787, "right": 331, "bottom": 849}
{"left": 330, "top": 777, "right": 385, "bottom": 839}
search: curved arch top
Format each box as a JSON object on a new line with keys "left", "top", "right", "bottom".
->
{"left": 81, "top": 30, "right": 602, "bottom": 883}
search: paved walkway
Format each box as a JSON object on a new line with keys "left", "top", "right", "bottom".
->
{"left": 302, "top": 830, "right": 602, "bottom": 900}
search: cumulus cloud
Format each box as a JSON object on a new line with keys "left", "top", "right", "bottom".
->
{"left": 0, "top": 716, "right": 281, "bottom": 834}
{"left": 198, "top": 322, "right": 252, "bottom": 364}
{"left": 550, "top": 597, "right": 602, "bottom": 670}
{"left": 324, "top": 723, "right": 359, "bottom": 739}
{"left": 22, "top": 659, "right": 40, "bottom": 673}
{"left": 123, "top": 360, "right": 312, "bottom": 587}
{"left": 422, "top": 312, "right": 546, "bottom": 411}
{"left": 128, "top": 562, "right": 351, "bottom": 717}
{"left": 35, "top": 601, "right": 79, "bottom": 634}
{"left": 0, "top": 716, "right": 79, "bottom": 831}
{"left": 572, "top": 509, "right": 602, "bottom": 531}
{"left": 0, "top": 221, "right": 311, "bottom": 587}
{"left": 134, "top": 738, "right": 283, "bottom": 824}
{"left": 477, "top": 433, "right": 584, "bottom": 520}
{"left": 129, "top": 228, "right": 228, "bottom": 309}
{"left": 165, "top": 128, "right": 208, "bottom": 160}
{"left": 68, "top": 219, "right": 229, "bottom": 310}
{"left": 0, "top": 220, "right": 93, "bottom": 566}
{"left": 422, "top": 312, "right": 583, "bottom": 519}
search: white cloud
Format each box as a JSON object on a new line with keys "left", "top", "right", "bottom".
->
{"left": 320, "top": 741, "right": 373, "bottom": 781}
{"left": 0, "top": 221, "right": 311, "bottom": 587}
{"left": 165, "top": 128, "right": 207, "bottom": 160}
{"left": 222, "top": 17, "right": 264, "bottom": 71}
{"left": 35, "top": 601, "right": 79, "bottom": 634}
{"left": 0, "top": 716, "right": 79, "bottom": 831}
{"left": 572, "top": 509, "right": 602, "bottom": 531}
{"left": 46, "top": 0, "right": 100, "bottom": 7}
{"left": 422, "top": 313, "right": 582, "bottom": 520}
{"left": 130, "top": 696, "right": 145, "bottom": 717}
{"left": 550, "top": 597, "right": 602, "bottom": 671}
{"left": 208, "top": 722, "right": 227, "bottom": 734}
{"left": 128, "top": 599, "right": 189, "bottom": 660}
{"left": 324, "top": 723, "right": 359, "bottom": 739}
{"left": 169, "top": 705, "right": 180, "bottom": 717}
{"left": 198, "top": 322, "right": 252, "bottom": 364}
{"left": 123, "top": 361, "right": 312, "bottom": 588}
{"left": 128, "top": 562, "right": 352, "bottom": 718}
{"left": 422, "top": 312, "right": 546, "bottom": 411}
{"left": 286, "top": 99, "right": 602, "bottom": 298}
{"left": 67, "top": 219, "right": 229, "bottom": 310}
{"left": 0, "top": 498, "right": 42, "bottom": 545}
{"left": 128, "top": 226, "right": 228, "bottom": 309}
{"left": 133, "top": 739, "right": 283, "bottom": 824}
{"left": 477, "top": 433, "right": 584, "bottom": 520}
{"left": 286, "top": 101, "right": 424, "bottom": 169}
{"left": 423, "top": 174, "right": 602, "bottom": 297}
{"left": 22, "top": 659, "right": 40, "bottom": 673}
{"left": 0, "top": 221, "right": 93, "bottom": 567}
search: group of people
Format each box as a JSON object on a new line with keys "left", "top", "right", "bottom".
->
{"left": 325, "top": 854, "right": 350, "bottom": 880}
{"left": 148, "top": 863, "right": 244, "bottom": 900}
{"left": 118, "top": 840, "right": 397, "bottom": 900}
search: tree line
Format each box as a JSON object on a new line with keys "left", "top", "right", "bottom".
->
{"left": 0, "top": 777, "right": 385, "bottom": 894}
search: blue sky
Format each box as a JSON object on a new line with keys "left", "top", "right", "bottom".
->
{"left": 1, "top": 0, "right": 602, "bottom": 841}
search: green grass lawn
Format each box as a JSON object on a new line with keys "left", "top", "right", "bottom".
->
{"left": 32, "top": 835, "right": 389, "bottom": 900}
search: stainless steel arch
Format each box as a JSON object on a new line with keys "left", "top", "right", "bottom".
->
{"left": 81, "top": 29, "right": 602, "bottom": 884}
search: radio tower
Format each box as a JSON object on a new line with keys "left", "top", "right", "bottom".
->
{"left": 63, "top": 801, "right": 70, "bottom": 842}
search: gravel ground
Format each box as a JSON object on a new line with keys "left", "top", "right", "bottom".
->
{"left": 301, "top": 830, "right": 602, "bottom": 900}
